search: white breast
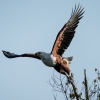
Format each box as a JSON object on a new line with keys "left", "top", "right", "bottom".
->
{"left": 40, "top": 52, "right": 56, "bottom": 67}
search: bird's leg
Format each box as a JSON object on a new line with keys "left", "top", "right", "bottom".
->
{"left": 56, "top": 56, "right": 70, "bottom": 75}
{"left": 60, "top": 59, "right": 70, "bottom": 75}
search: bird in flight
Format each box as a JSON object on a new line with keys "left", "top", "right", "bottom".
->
{"left": 2, "top": 4, "right": 84, "bottom": 76}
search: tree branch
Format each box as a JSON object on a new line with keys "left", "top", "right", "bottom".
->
{"left": 84, "top": 69, "right": 89, "bottom": 100}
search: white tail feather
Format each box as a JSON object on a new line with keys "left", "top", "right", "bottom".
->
{"left": 63, "top": 56, "right": 73, "bottom": 67}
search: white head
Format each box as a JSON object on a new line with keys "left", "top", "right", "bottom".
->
{"left": 35, "top": 52, "right": 49, "bottom": 59}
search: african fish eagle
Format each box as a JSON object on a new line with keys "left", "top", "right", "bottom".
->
{"left": 2, "top": 4, "right": 84, "bottom": 75}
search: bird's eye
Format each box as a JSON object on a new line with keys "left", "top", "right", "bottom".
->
{"left": 38, "top": 52, "right": 41, "bottom": 55}
{"left": 35, "top": 52, "right": 41, "bottom": 56}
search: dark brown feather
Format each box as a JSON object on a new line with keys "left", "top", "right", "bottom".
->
{"left": 51, "top": 4, "right": 84, "bottom": 56}
{"left": 2, "top": 50, "right": 41, "bottom": 60}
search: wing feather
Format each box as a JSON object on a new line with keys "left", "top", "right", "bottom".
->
{"left": 51, "top": 4, "right": 84, "bottom": 56}
{"left": 2, "top": 50, "right": 41, "bottom": 60}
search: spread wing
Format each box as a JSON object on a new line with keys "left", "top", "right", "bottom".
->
{"left": 51, "top": 4, "right": 84, "bottom": 56}
{"left": 2, "top": 50, "right": 41, "bottom": 60}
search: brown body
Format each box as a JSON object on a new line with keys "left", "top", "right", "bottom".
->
{"left": 54, "top": 56, "right": 70, "bottom": 75}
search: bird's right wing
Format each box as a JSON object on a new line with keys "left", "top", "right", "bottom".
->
{"left": 2, "top": 50, "right": 41, "bottom": 60}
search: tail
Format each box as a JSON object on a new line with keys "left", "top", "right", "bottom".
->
{"left": 63, "top": 56, "right": 73, "bottom": 65}
{"left": 65, "top": 56, "right": 73, "bottom": 62}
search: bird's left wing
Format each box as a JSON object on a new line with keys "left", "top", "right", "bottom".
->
{"left": 2, "top": 50, "right": 41, "bottom": 60}
{"left": 51, "top": 4, "right": 84, "bottom": 57}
